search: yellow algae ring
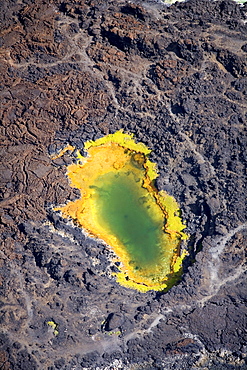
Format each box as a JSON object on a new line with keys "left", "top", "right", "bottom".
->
{"left": 54, "top": 131, "right": 188, "bottom": 292}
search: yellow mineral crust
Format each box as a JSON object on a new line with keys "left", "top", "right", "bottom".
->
{"left": 55, "top": 131, "right": 188, "bottom": 292}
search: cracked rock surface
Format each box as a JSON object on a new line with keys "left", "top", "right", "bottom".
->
{"left": 0, "top": 0, "right": 246, "bottom": 369}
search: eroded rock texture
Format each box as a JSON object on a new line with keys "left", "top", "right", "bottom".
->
{"left": 0, "top": 0, "right": 246, "bottom": 369}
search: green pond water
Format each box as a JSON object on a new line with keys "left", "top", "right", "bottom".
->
{"left": 93, "top": 171, "right": 165, "bottom": 268}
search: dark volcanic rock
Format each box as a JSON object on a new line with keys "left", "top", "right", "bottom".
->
{"left": 0, "top": 0, "right": 246, "bottom": 369}
{"left": 102, "top": 313, "right": 125, "bottom": 332}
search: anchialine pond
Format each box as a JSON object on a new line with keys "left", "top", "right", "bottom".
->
{"left": 54, "top": 131, "right": 188, "bottom": 292}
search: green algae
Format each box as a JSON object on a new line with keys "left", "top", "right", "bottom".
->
{"left": 94, "top": 171, "right": 164, "bottom": 269}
